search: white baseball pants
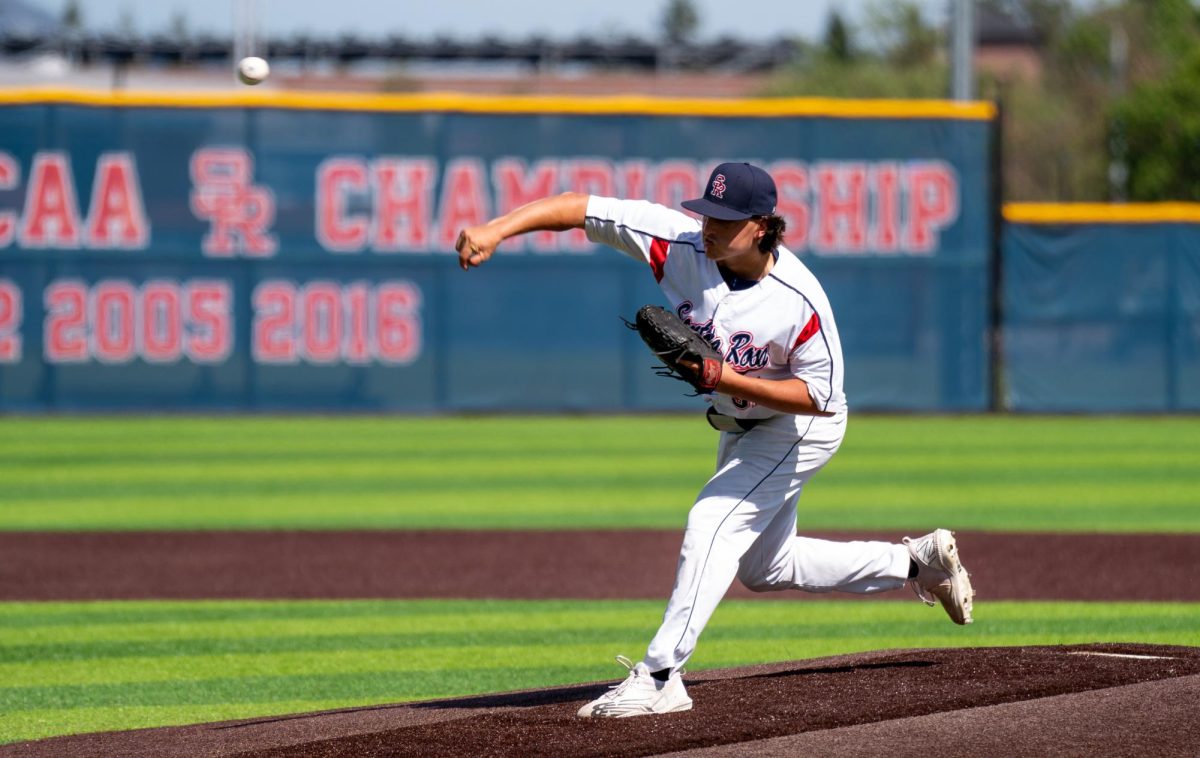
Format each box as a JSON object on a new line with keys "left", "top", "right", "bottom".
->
{"left": 643, "top": 413, "right": 911, "bottom": 673}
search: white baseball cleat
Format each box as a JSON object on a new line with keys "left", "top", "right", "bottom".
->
{"left": 903, "top": 529, "right": 975, "bottom": 625}
{"left": 577, "top": 655, "right": 693, "bottom": 718}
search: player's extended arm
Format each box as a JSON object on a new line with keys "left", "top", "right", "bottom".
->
{"left": 714, "top": 372, "right": 834, "bottom": 417}
{"left": 455, "top": 192, "right": 589, "bottom": 270}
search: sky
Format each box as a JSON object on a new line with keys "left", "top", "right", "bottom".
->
{"left": 38, "top": 0, "right": 952, "bottom": 41}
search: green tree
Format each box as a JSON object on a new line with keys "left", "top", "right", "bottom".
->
{"left": 862, "top": 0, "right": 940, "bottom": 68}
{"left": 661, "top": 0, "right": 700, "bottom": 46}
{"left": 61, "top": 0, "right": 83, "bottom": 33}
{"left": 1139, "top": 0, "right": 1198, "bottom": 59}
{"left": 823, "top": 11, "right": 853, "bottom": 62}
{"left": 1113, "top": 47, "right": 1200, "bottom": 200}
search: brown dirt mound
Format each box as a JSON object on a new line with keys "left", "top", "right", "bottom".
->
{"left": 4, "top": 530, "right": 1200, "bottom": 601}
{"left": 7, "top": 644, "right": 1199, "bottom": 757}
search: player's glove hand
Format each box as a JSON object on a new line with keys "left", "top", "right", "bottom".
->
{"left": 628, "top": 304, "right": 724, "bottom": 394}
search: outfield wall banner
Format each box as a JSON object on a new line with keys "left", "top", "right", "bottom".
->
{"left": 1003, "top": 205, "right": 1200, "bottom": 412}
{"left": 0, "top": 91, "right": 996, "bottom": 412}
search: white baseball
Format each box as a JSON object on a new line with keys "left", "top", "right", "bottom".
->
{"left": 237, "top": 56, "right": 269, "bottom": 86}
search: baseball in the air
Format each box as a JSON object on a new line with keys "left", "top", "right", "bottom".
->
{"left": 237, "top": 56, "right": 269, "bottom": 85}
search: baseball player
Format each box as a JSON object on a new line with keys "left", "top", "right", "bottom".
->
{"left": 455, "top": 162, "right": 975, "bottom": 718}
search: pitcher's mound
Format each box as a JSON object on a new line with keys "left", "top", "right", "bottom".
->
{"left": 10, "top": 643, "right": 1200, "bottom": 757}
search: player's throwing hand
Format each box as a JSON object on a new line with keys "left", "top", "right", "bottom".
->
{"left": 455, "top": 226, "right": 500, "bottom": 270}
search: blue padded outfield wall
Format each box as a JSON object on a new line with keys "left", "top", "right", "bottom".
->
{"left": 1003, "top": 207, "right": 1200, "bottom": 412}
{"left": 1, "top": 92, "right": 997, "bottom": 412}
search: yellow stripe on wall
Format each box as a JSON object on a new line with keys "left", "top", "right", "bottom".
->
{"left": 1004, "top": 202, "right": 1200, "bottom": 224}
{"left": 0, "top": 87, "right": 996, "bottom": 120}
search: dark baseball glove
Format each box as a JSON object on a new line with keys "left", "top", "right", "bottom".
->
{"left": 628, "top": 305, "right": 724, "bottom": 394}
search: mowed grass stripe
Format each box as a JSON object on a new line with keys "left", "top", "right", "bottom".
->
{"left": 4, "top": 597, "right": 1196, "bottom": 642}
{"left": 1, "top": 598, "right": 1198, "bottom": 743}
{"left": 0, "top": 493, "right": 687, "bottom": 530}
{"left": 2, "top": 416, "right": 1199, "bottom": 532}
{"left": 0, "top": 601, "right": 659, "bottom": 639}
{"left": 2, "top": 644, "right": 658, "bottom": 688}
{"left": 0, "top": 417, "right": 689, "bottom": 452}
{"left": 6, "top": 449, "right": 1198, "bottom": 488}
{"left": 1, "top": 462, "right": 705, "bottom": 496}
{"left": 4, "top": 602, "right": 1195, "bottom": 686}
{"left": 4, "top": 491, "right": 1197, "bottom": 532}
{"left": 4, "top": 610, "right": 1198, "bottom": 665}
{"left": 1, "top": 665, "right": 609, "bottom": 712}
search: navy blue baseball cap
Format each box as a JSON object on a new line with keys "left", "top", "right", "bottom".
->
{"left": 682, "top": 162, "right": 777, "bottom": 221}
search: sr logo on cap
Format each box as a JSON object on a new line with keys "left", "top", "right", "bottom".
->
{"left": 711, "top": 174, "right": 727, "bottom": 199}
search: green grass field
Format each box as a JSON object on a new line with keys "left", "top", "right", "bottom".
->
{"left": 1, "top": 415, "right": 1198, "bottom": 531}
{"left": 2, "top": 414, "right": 1198, "bottom": 744}
{"left": 3, "top": 598, "right": 1199, "bottom": 744}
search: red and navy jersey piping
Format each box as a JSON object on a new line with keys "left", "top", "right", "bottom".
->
{"left": 768, "top": 273, "right": 836, "bottom": 412}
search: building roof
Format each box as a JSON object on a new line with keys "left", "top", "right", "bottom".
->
{"left": 976, "top": 4, "right": 1042, "bottom": 47}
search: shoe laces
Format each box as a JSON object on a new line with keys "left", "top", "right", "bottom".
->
{"left": 600, "top": 655, "right": 642, "bottom": 699}
{"left": 601, "top": 655, "right": 682, "bottom": 696}
{"left": 908, "top": 579, "right": 937, "bottom": 607}
{"left": 614, "top": 654, "right": 636, "bottom": 676}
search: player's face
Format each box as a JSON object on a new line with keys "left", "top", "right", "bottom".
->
{"left": 701, "top": 216, "right": 765, "bottom": 262}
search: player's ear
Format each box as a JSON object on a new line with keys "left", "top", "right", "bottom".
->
{"left": 753, "top": 216, "right": 767, "bottom": 240}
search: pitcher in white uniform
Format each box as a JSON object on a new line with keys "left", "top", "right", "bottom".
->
{"left": 455, "top": 162, "right": 975, "bottom": 719}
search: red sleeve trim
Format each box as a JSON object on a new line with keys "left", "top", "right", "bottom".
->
{"left": 792, "top": 313, "right": 821, "bottom": 351}
{"left": 648, "top": 237, "right": 669, "bottom": 283}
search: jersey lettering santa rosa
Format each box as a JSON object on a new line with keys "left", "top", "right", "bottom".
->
{"left": 585, "top": 196, "right": 846, "bottom": 424}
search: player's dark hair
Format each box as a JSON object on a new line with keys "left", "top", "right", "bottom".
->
{"left": 758, "top": 214, "right": 786, "bottom": 253}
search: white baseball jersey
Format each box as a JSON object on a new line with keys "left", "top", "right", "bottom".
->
{"left": 585, "top": 196, "right": 847, "bottom": 426}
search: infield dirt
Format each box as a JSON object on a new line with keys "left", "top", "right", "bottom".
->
{"left": 5, "top": 530, "right": 1200, "bottom": 601}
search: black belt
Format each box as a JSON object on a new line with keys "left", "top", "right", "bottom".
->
{"left": 706, "top": 407, "right": 762, "bottom": 433}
